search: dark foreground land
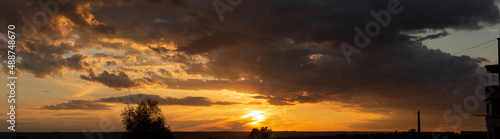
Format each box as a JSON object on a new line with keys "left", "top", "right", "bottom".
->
{"left": 0, "top": 131, "right": 487, "bottom": 139}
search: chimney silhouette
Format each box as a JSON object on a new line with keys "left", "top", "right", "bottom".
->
{"left": 418, "top": 111, "right": 421, "bottom": 133}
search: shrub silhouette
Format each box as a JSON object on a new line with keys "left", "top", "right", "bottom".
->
{"left": 121, "top": 99, "right": 172, "bottom": 139}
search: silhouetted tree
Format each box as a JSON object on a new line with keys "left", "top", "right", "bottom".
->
{"left": 247, "top": 127, "right": 273, "bottom": 139}
{"left": 249, "top": 128, "right": 259, "bottom": 137}
{"left": 408, "top": 128, "right": 417, "bottom": 133}
{"left": 121, "top": 99, "right": 172, "bottom": 139}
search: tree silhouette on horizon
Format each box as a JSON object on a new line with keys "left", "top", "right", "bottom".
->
{"left": 247, "top": 127, "right": 273, "bottom": 139}
{"left": 121, "top": 99, "right": 173, "bottom": 139}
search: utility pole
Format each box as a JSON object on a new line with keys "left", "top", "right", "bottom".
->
{"left": 417, "top": 111, "right": 421, "bottom": 133}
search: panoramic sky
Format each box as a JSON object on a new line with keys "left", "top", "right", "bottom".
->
{"left": 1, "top": 0, "right": 500, "bottom": 132}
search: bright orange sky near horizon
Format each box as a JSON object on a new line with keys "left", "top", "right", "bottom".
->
{"left": 1, "top": 74, "right": 389, "bottom": 132}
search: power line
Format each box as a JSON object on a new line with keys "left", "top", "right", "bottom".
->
{"left": 469, "top": 41, "right": 497, "bottom": 56}
{"left": 454, "top": 39, "right": 496, "bottom": 55}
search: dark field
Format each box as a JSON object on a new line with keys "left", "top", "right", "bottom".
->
{"left": 0, "top": 131, "right": 486, "bottom": 139}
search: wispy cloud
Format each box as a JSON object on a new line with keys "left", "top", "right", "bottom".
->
{"left": 97, "top": 94, "right": 241, "bottom": 106}
{"left": 41, "top": 100, "right": 112, "bottom": 110}
{"left": 41, "top": 94, "right": 242, "bottom": 110}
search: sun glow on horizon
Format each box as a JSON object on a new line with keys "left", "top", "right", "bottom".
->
{"left": 243, "top": 111, "right": 266, "bottom": 125}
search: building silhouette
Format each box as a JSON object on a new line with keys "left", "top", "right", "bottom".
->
{"left": 484, "top": 36, "right": 500, "bottom": 139}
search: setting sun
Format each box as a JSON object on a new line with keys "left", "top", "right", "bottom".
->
{"left": 243, "top": 111, "right": 265, "bottom": 125}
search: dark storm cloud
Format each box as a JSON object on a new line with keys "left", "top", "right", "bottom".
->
{"left": 41, "top": 100, "right": 112, "bottom": 110}
{"left": 162, "top": 0, "right": 499, "bottom": 50}
{"left": 150, "top": 0, "right": 497, "bottom": 109}
{"left": 80, "top": 71, "right": 141, "bottom": 89}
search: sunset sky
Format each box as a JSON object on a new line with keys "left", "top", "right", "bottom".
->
{"left": 1, "top": 0, "right": 500, "bottom": 132}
